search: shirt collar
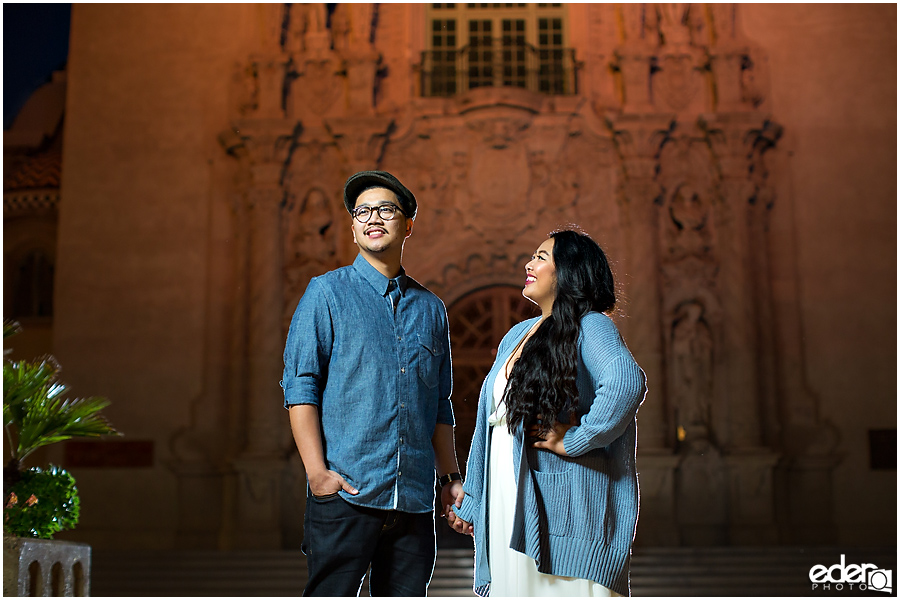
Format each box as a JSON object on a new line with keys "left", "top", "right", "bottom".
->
{"left": 352, "top": 254, "right": 408, "bottom": 296}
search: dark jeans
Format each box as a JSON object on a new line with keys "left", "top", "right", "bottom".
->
{"left": 301, "top": 493, "right": 436, "bottom": 597}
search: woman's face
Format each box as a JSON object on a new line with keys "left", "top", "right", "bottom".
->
{"left": 523, "top": 237, "right": 557, "bottom": 312}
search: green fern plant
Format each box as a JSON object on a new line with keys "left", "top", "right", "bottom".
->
{"left": 3, "top": 320, "right": 119, "bottom": 538}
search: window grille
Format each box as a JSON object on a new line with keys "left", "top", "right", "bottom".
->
{"left": 423, "top": 3, "right": 576, "bottom": 97}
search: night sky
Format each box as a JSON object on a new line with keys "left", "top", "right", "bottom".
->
{"left": 3, "top": 3, "right": 71, "bottom": 130}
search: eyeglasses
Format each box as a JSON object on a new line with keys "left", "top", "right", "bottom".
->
{"left": 352, "top": 204, "right": 405, "bottom": 223}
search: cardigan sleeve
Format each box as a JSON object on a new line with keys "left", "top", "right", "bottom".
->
{"left": 562, "top": 313, "right": 647, "bottom": 457}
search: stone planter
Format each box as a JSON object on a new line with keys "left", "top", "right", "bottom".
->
{"left": 3, "top": 535, "right": 91, "bottom": 596}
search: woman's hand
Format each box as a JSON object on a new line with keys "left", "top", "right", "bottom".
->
{"left": 530, "top": 420, "right": 574, "bottom": 457}
{"left": 446, "top": 507, "right": 474, "bottom": 536}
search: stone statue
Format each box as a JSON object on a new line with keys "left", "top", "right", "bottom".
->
{"left": 671, "top": 301, "right": 713, "bottom": 440}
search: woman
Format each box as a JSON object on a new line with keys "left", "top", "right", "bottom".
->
{"left": 447, "top": 228, "right": 646, "bottom": 597}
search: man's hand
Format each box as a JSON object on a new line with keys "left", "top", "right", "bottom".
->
{"left": 530, "top": 420, "right": 574, "bottom": 457}
{"left": 307, "top": 468, "right": 358, "bottom": 497}
{"left": 440, "top": 480, "right": 464, "bottom": 518}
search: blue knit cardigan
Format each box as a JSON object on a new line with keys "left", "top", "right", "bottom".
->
{"left": 453, "top": 313, "right": 647, "bottom": 597}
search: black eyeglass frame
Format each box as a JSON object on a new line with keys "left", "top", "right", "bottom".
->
{"left": 351, "top": 203, "right": 406, "bottom": 224}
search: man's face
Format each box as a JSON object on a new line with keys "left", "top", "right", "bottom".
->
{"left": 350, "top": 187, "right": 412, "bottom": 256}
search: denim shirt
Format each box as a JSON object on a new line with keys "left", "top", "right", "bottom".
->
{"left": 281, "top": 254, "right": 454, "bottom": 513}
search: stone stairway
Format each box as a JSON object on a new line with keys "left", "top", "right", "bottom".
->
{"left": 91, "top": 545, "right": 896, "bottom": 597}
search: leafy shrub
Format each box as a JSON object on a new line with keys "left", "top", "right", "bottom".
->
{"left": 2, "top": 320, "right": 117, "bottom": 539}
{"left": 4, "top": 465, "right": 80, "bottom": 539}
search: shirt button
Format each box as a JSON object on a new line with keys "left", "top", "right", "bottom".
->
{"left": 398, "top": 336, "right": 402, "bottom": 341}
{"left": 401, "top": 367, "right": 405, "bottom": 373}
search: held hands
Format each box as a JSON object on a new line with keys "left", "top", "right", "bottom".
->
{"left": 441, "top": 480, "right": 473, "bottom": 536}
{"left": 440, "top": 480, "right": 464, "bottom": 517}
{"left": 529, "top": 419, "right": 574, "bottom": 457}
{"left": 308, "top": 468, "right": 359, "bottom": 497}
{"left": 447, "top": 508, "right": 473, "bottom": 536}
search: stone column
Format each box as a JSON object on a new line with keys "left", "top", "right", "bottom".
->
{"left": 621, "top": 175, "right": 666, "bottom": 451}
{"left": 611, "top": 115, "right": 671, "bottom": 451}
{"left": 718, "top": 179, "right": 762, "bottom": 448}
{"left": 611, "top": 115, "right": 681, "bottom": 546}
{"left": 704, "top": 113, "right": 765, "bottom": 450}
{"left": 231, "top": 118, "right": 298, "bottom": 548}
{"left": 703, "top": 112, "right": 782, "bottom": 544}
{"left": 244, "top": 168, "right": 289, "bottom": 455}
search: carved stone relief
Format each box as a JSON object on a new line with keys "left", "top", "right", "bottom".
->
{"left": 654, "top": 52, "right": 707, "bottom": 113}
{"left": 282, "top": 187, "right": 337, "bottom": 325}
{"left": 463, "top": 115, "right": 533, "bottom": 244}
{"left": 611, "top": 3, "right": 770, "bottom": 116}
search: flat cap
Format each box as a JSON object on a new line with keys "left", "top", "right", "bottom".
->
{"left": 343, "top": 171, "right": 417, "bottom": 220}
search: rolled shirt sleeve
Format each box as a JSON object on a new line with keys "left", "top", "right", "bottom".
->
{"left": 281, "top": 278, "right": 333, "bottom": 409}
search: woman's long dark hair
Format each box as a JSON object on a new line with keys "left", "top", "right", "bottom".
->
{"left": 504, "top": 228, "right": 616, "bottom": 436}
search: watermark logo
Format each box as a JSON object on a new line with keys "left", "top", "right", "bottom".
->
{"left": 810, "top": 554, "right": 892, "bottom": 593}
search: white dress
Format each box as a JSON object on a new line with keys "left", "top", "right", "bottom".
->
{"left": 487, "top": 368, "right": 622, "bottom": 597}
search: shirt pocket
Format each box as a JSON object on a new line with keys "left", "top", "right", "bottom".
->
{"left": 417, "top": 332, "right": 444, "bottom": 389}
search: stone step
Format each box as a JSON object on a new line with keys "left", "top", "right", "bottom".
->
{"left": 91, "top": 546, "right": 896, "bottom": 597}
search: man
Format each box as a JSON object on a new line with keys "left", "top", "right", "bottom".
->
{"left": 281, "top": 170, "right": 464, "bottom": 596}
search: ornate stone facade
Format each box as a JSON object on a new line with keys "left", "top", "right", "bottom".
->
{"left": 154, "top": 3, "right": 847, "bottom": 549}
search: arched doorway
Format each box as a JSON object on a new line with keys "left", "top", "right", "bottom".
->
{"left": 438, "top": 285, "right": 537, "bottom": 548}
{"left": 447, "top": 285, "right": 538, "bottom": 470}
